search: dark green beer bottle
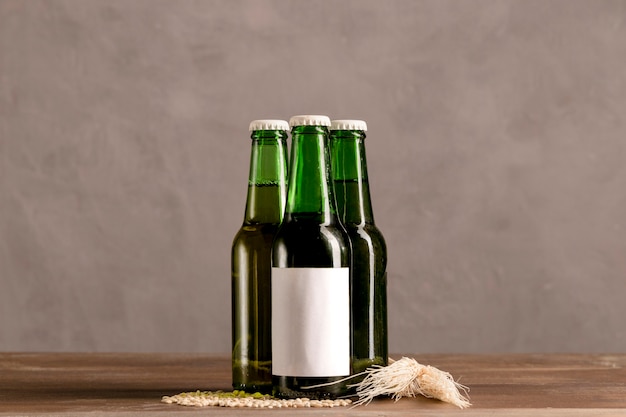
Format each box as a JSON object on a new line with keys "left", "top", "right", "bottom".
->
{"left": 271, "top": 115, "right": 352, "bottom": 399}
{"left": 232, "top": 119, "right": 289, "bottom": 393}
{"left": 330, "top": 120, "right": 388, "bottom": 375}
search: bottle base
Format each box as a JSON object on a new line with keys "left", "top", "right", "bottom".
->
{"left": 232, "top": 382, "right": 273, "bottom": 395}
{"left": 272, "top": 375, "right": 354, "bottom": 400}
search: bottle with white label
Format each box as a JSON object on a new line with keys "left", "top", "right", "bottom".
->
{"left": 271, "top": 115, "right": 352, "bottom": 399}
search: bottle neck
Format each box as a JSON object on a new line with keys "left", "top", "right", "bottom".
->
{"left": 243, "top": 130, "right": 288, "bottom": 224}
{"left": 285, "top": 125, "right": 336, "bottom": 224}
{"left": 330, "top": 130, "right": 374, "bottom": 225}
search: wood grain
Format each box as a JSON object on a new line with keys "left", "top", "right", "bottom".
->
{"left": 1, "top": 353, "right": 625, "bottom": 416}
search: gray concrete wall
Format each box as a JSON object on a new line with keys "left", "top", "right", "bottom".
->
{"left": 1, "top": 0, "right": 625, "bottom": 353}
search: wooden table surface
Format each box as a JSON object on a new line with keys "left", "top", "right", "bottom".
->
{"left": 1, "top": 353, "right": 626, "bottom": 416}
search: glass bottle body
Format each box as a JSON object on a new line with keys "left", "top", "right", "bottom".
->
{"left": 232, "top": 127, "right": 288, "bottom": 394}
{"left": 330, "top": 126, "right": 388, "bottom": 376}
{"left": 271, "top": 121, "right": 352, "bottom": 399}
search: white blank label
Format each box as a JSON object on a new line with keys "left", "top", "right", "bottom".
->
{"left": 271, "top": 267, "right": 350, "bottom": 377}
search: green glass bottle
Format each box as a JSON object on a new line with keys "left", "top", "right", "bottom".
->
{"left": 232, "top": 119, "right": 289, "bottom": 394}
{"left": 330, "top": 120, "right": 388, "bottom": 375}
{"left": 271, "top": 115, "right": 352, "bottom": 399}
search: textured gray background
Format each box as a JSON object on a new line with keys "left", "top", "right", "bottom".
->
{"left": 1, "top": 0, "right": 625, "bottom": 354}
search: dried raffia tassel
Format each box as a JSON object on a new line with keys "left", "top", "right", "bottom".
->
{"left": 303, "top": 356, "right": 471, "bottom": 409}
{"left": 350, "top": 357, "right": 471, "bottom": 408}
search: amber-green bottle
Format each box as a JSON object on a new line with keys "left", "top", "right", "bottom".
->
{"left": 271, "top": 115, "right": 352, "bottom": 399}
{"left": 330, "top": 120, "right": 388, "bottom": 375}
{"left": 232, "top": 119, "right": 289, "bottom": 393}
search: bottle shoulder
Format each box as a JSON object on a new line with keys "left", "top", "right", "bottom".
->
{"left": 342, "top": 222, "right": 386, "bottom": 238}
{"left": 275, "top": 216, "right": 347, "bottom": 235}
{"left": 272, "top": 220, "right": 351, "bottom": 268}
{"left": 343, "top": 223, "right": 387, "bottom": 251}
{"left": 232, "top": 224, "right": 281, "bottom": 246}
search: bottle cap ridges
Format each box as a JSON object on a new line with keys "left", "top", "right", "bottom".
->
{"left": 330, "top": 120, "right": 367, "bottom": 131}
{"left": 249, "top": 120, "right": 290, "bottom": 132}
{"left": 289, "top": 115, "right": 331, "bottom": 127}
